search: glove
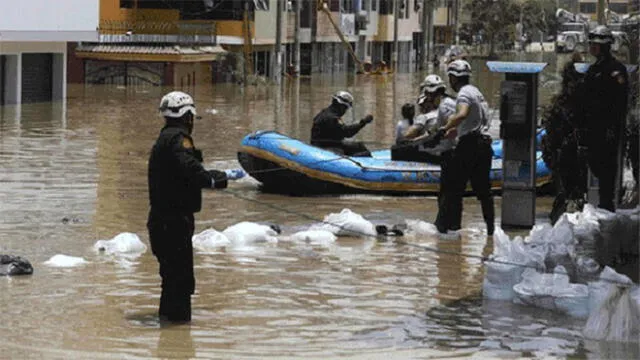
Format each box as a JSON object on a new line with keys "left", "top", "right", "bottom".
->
{"left": 224, "top": 168, "right": 246, "bottom": 180}
{"left": 209, "top": 170, "right": 228, "bottom": 189}
{"left": 360, "top": 114, "right": 374, "bottom": 126}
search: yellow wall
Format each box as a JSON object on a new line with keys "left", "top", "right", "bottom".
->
{"left": 99, "top": 0, "right": 244, "bottom": 37}
{"left": 100, "top": 0, "right": 180, "bottom": 21}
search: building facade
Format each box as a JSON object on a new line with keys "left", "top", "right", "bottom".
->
{"left": 0, "top": 0, "right": 98, "bottom": 104}
{"left": 70, "top": 0, "right": 256, "bottom": 86}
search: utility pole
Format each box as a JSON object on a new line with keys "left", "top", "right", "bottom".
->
{"left": 454, "top": 0, "right": 460, "bottom": 45}
{"left": 393, "top": 0, "right": 400, "bottom": 71}
{"left": 597, "top": 0, "right": 606, "bottom": 25}
{"left": 294, "top": 0, "right": 301, "bottom": 75}
{"left": 273, "top": 0, "right": 283, "bottom": 84}
{"left": 420, "top": 0, "right": 429, "bottom": 70}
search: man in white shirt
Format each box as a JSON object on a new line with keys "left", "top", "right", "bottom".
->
{"left": 437, "top": 60, "right": 495, "bottom": 236}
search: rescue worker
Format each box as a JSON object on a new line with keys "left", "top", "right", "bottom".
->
{"left": 576, "top": 25, "right": 629, "bottom": 212}
{"left": 395, "top": 103, "right": 416, "bottom": 145}
{"left": 311, "top": 90, "right": 374, "bottom": 156}
{"left": 147, "top": 91, "right": 244, "bottom": 323}
{"left": 437, "top": 60, "right": 495, "bottom": 235}
{"left": 541, "top": 53, "right": 587, "bottom": 224}
{"left": 419, "top": 75, "right": 459, "bottom": 231}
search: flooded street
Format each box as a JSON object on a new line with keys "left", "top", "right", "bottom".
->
{"left": 1, "top": 52, "right": 637, "bottom": 359}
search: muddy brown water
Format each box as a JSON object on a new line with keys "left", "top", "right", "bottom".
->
{"left": 1, "top": 52, "right": 636, "bottom": 359}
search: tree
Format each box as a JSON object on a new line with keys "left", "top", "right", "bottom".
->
{"left": 465, "top": 0, "right": 519, "bottom": 58}
{"left": 520, "top": 0, "right": 558, "bottom": 42}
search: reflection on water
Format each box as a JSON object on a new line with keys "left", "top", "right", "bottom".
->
{"left": 1, "top": 53, "right": 635, "bottom": 358}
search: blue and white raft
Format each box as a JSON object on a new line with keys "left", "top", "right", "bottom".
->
{"left": 238, "top": 131, "right": 552, "bottom": 195}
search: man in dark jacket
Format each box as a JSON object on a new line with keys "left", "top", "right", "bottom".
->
{"left": 576, "top": 25, "right": 629, "bottom": 211}
{"left": 311, "top": 90, "right": 374, "bottom": 156}
{"left": 148, "top": 91, "right": 242, "bottom": 323}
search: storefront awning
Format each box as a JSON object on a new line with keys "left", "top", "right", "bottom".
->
{"left": 75, "top": 44, "right": 227, "bottom": 62}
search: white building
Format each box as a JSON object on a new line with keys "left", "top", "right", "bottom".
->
{"left": 0, "top": 0, "right": 98, "bottom": 105}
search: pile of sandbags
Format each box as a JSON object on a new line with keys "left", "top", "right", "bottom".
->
{"left": 482, "top": 205, "right": 640, "bottom": 341}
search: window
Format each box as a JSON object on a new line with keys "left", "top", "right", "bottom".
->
{"left": 330, "top": 0, "right": 341, "bottom": 11}
{"left": 379, "top": 0, "right": 393, "bottom": 15}
{"left": 342, "top": 0, "right": 354, "bottom": 13}
{"left": 609, "top": 3, "right": 628, "bottom": 13}
{"left": 579, "top": 2, "right": 596, "bottom": 14}
{"left": 372, "top": 0, "right": 377, "bottom": 11}
{"left": 398, "top": 0, "right": 408, "bottom": 18}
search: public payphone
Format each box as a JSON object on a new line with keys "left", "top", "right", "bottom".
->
{"left": 488, "top": 61, "right": 547, "bottom": 228}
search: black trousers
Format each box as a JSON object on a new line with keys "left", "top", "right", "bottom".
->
{"left": 147, "top": 212, "right": 196, "bottom": 322}
{"left": 587, "top": 139, "right": 620, "bottom": 212}
{"left": 435, "top": 133, "right": 494, "bottom": 234}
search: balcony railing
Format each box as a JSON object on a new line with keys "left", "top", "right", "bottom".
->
{"left": 99, "top": 20, "right": 216, "bottom": 44}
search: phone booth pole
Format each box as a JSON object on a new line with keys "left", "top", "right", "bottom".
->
{"left": 488, "top": 61, "right": 547, "bottom": 229}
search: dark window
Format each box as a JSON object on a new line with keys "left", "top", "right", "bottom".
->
{"left": 379, "top": 0, "right": 393, "bottom": 15}
{"left": 330, "top": 0, "right": 340, "bottom": 11}
{"left": 372, "top": 0, "right": 377, "bottom": 11}
{"left": 579, "top": 2, "right": 596, "bottom": 14}
{"left": 343, "top": 0, "right": 354, "bottom": 13}
{"left": 609, "top": 3, "right": 628, "bottom": 13}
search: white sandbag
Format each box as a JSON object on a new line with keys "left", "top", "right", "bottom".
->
{"left": 513, "top": 266, "right": 589, "bottom": 318}
{"left": 222, "top": 222, "right": 278, "bottom": 244}
{"left": 93, "top": 232, "right": 147, "bottom": 255}
{"left": 588, "top": 266, "right": 633, "bottom": 313}
{"left": 43, "top": 254, "right": 88, "bottom": 267}
{"left": 565, "top": 204, "right": 600, "bottom": 248}
{"left": 513, "top": 268, "right": 557, "bottom": 311}
{"left": 554, "top": 282, "right": 590, "bottom": 319}
{"left": 192, "top": 228, "right": 230, "bottom": 251}
{"left": 404, "top": 219, "right": 439, "bottom": 236}
{"left": 584, "top": 284, "right": 640, "bottom": 342}
{"left": 309, "top": 209, "right": 376, "bottom": 237}
{"left": 524, "top": 223, "right": 553, "bottom": 245}
{"left": 290, "top": 230, "right": 337, "bottom": 245}
{"left": 482, "top": 229, "right": 541, "bottom": 301}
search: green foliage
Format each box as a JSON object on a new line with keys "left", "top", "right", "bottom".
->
{"left": 464, "top": 0, "right": 519, "bottom": 55}
{"left": 464, "top": 0, "right": 559, "bottom": 54}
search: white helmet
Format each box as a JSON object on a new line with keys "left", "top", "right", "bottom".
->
{"left": 420, "top": 74, "right": 446, "bottom": 93}
{"left": 447, "top": 59, "right": 472, "bottom": 77}
{"left": 588, "top": 25, "right": 614, "bottom": 44}
{"left": 332, "top": 90, "right": 354, "bottom": 108}
{"left": 159, "top": 91, "right": 197, "bottom": 118}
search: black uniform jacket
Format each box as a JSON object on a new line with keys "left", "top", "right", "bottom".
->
{"left": 579, "top": 55, "right": 629, "bottom": 144}
{"left": 148, "top": 124, "right": 227, "bottom": 215}
{"left": 310, "top": 106, "right": 365, "bottom": 148}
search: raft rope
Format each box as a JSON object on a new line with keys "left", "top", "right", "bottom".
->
{"left": 221, "top": 188, "right": 636, "bottom": 289}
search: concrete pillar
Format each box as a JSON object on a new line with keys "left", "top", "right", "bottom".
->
{"left": 4, "top": 54, "right": 21, "bottom": 105}
{"left": 52, "top": 53, "right": 66, "bottom": 101}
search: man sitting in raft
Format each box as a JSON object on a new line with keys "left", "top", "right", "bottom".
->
{"left": 311, "top": 90, "right": 374, "bottom": 157}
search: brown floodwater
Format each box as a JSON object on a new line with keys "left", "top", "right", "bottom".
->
{"left": 1, "top": 52, "right": 637, "bottom": 359}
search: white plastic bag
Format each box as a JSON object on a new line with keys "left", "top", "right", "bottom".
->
{"left": 310, "top": 209, "right": 376, "bottom": 237}
{"left": 93, "top": 232, "right": 147, "bottom": 255}
{"left": 513, "top": 266, "right": 589, "bottom": 318}
{"left": 290, "top": 230, "right": 337, "bottom": 245}
{"left": 192, "top": 228, "right": 230, "bottom": 251}
{"left": 404, "top": 219, "right": 439, "bottom": 236}
{"left": 483, "top": 229, "right": 541, "bottom": 301}
{"left": 43, "top": 254, "right": 88, "bottom": 267}
{"left": 222, "top": 222, "right": 279, "bottom": 244}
